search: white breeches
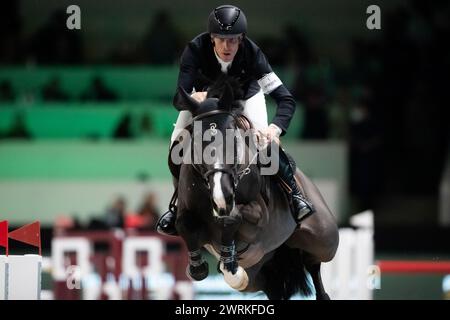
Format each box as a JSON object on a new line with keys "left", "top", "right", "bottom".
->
{"left": 170, "top": 89, "right": 267, "bottom": 145}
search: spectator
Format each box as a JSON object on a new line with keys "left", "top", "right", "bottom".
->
{"left": 81, "top": 76, "right": 117, "bottom": 101}
{"left": 300, "top": 85, "right": 330, "bottom": 140}
{"left": 26, "top": 9, "right": 83, "bottom": 64}
{"left": 138, "top": 192, "right": 160, "bottom": 229}
{"left": 42, "top": 76, "right": 69, "bottom": 101}
{"left": 0, "top": 0, "right": 22, "bottom": 64}
{"left": 137, "top": 113, "right": 153, "bottom": 139}
{"left": 126, "top": 192, "right": 160, "bottom": 230}
{"left": 5, "top": 111, "right": 32, "bottom": 139}
{"left": 113, "top": 112, "right": 134, "bottom": 139}
{"left": 349, "top": 101, "right": 382, "bottom": 211}
{"left": 328, "top": 86, "right": 352, "bottom": 140}
{"left": 109, "top": 40, "right": 138, "bottom": 64}
{"left": 140, "top": 10, "right": 183, "bottom": 64}
{"left": 103, "top": 196, "right": 127, "bottom": 229}
{"left": 53, "top": 214, "right": 83, "bottom": 234}
{"left": 280, "top": 24, "right": 312, "bottom": 67}
{"left": 0, "top": 80, "right": 14, "bottom": 102}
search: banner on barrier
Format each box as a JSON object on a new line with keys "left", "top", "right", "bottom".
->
{"left": 0, "top": 221, "right": 8, "bottom": 255}
{"left": 0, "top": 221, "right": 41, "bottom": 256}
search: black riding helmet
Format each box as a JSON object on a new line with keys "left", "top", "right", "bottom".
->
{"left": 207, "top": 5, "right": 247, "bottom": 37}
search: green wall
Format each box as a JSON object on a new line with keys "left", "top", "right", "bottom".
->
{"left": 0, "top": 140, "right": 347, "bottom": 224}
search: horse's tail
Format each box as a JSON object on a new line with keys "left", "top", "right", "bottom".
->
{"left": 260, "top": 244, "right": 312, "bottom": 300}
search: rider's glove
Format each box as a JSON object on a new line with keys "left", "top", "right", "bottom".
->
{"left": 265, "top": 123, "right": 282, "bottom": 141}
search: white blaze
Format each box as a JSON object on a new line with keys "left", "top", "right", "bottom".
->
{"left": 213, "top": 172, "right": 226, "bottom": 212}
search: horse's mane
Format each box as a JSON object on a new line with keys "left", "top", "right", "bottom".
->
{"left": 206, "top": 75, "right": 245, "bottom": 113}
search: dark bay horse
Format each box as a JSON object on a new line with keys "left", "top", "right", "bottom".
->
{"left": 170, "top": 77, "right": 339, "bottom": 299}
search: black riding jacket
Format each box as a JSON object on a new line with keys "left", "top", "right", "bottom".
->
{"left": 173, "top": 32, "right": 296, "bottom": 135}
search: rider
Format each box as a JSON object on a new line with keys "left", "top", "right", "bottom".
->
{"left": 157, "top": 5, "right": 314, "bottom": 235}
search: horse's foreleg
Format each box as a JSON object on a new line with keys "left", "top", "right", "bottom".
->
{"left": 216, "top": 213, "right": 242, "bottom": 274}
{"left": 176, "top": 211, "right": 209, "bottom": 281}
{"left": 216, "top": 213, "right": 249, "bottom": 291}
{"left": 304, "top": 258, "right": 330, "bottom": 300}
{"left": 186, "top": 248, "right": 209, "bottom": 281}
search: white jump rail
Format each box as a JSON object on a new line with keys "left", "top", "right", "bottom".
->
{"left": 0, "top": 254, "right": 42, "bottom": 300}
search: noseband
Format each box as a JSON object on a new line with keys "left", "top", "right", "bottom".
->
{"left": 188, "top": 109, "right": 252, "bottom": 190}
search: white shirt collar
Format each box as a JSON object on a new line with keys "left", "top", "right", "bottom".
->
{"left": 214, "top": 49, "right": 232, "bottom": 73}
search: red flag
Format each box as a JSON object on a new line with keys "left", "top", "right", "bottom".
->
{"left": 0, "top": 220, "right": 8, "bottom": 255}
{"left": 8, "top": 221, "right": 41, "bottom": 255}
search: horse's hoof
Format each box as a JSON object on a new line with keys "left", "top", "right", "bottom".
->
{"left": 216, "top": 261, "right": 223, "bottom": 274}
{"left": 224, "top": 260, "right": 238, "bottom": 274}
{"left": 186, "top": 261, "right": 209, "bottom": 281}
{"left": 317, "top": 293, "right": 331, "bottom": 300}
{"left": 220, "top": 263, "right": 249, "bottom": 291}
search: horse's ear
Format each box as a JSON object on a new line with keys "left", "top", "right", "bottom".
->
{"left": 218, "top": 82, "right": 234, "bottom": 110}
{"left": 178, "top": 86, "right": 200, "bottom": 113}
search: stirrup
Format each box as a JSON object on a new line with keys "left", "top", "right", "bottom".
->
{"left": 157, "top": 186, "right": 179, "bottom": 235}
{"left": 156, "top": 206, "right": 178, "bottom": 236}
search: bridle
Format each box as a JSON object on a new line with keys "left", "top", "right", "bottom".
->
{"left": 187, "top": 109, "right": 254, "bottom": 191}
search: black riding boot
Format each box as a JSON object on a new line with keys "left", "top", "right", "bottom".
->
{"left": 156, "top": 184, "right": 179, "bottom": 236}
{"left": 277, "top": 147, "right": 315, "bottom": 223}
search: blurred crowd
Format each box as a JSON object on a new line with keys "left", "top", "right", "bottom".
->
{"left": 54, "top": 192, "right": 161, "bottom": 233}
{"left": 0, "top": 4, "right": 183, "bottom": 65}
{"left": 0, "top": 75, "right": 118, "bottom": 103}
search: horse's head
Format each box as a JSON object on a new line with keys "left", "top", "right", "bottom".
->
{"left": 177, "top": 78, "right": 249, "bottom": 217}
